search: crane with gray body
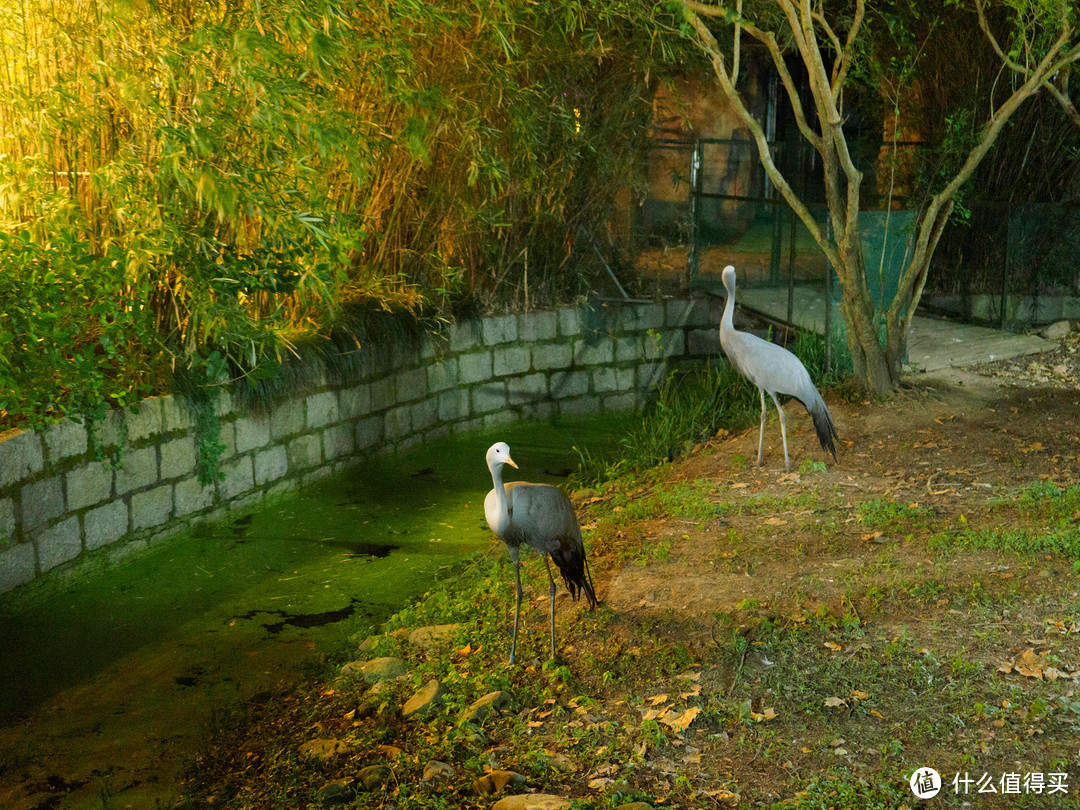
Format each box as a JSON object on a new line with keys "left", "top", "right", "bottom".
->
{"left": 484, "top": 442, "right": 598, "bottom": 664}
{"left": 719, "top": 265, "right": 838, "bottom": 471}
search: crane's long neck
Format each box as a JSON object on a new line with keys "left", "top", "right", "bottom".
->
{"left": 489, "top": 463, "right": 512, "bottom": 536}
{"left": 721, "top": 282, "right": 736, "bottom": 335}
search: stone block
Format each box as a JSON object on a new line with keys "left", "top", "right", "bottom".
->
{"left": 0, "top": 541, "right": 35, "bottom": 593}
{"left": 603, "top": 392, "right": 637, "bottom": 412}
{"left": 395, "top": 367, "right": 427, "bottom": 404}
{"left": 339, "top": 385, "right": 372, "bottom": 419}
{"left": 507, "top": 374, "right": 548, "bottom": 401}
{"left": 384, "top": 406, "right": 412, "bottom": 442}
{"left": 411, "top": 400, "right": 438, "bottom": 433}
{"left": 124, "top": 398, "right": 164, "bottom": 444}
{"left": 131, "top": 485, "right": 173, "bottom": 531}
{"left": 493, "top": 346, "right": 530, "bottom": 377}
{"left": 271, "top": 398, "right": 305, "bottom": 440}
{"left": 36, "top": 515, "right": 82, "bottom": 571}
{"left": 458, "top": 351, "right": 493, "bottom": 385}
{"left": 449, "top": 321, "right": 481, "bottom": 352}
{"left": 219, "top": 456, "right": 255, "bottom": 501}
{"left": 438, "top": 390, "right": 470, "bottom": 423}
{"left": 531, "top": 342, "right": 573, "bottom": 371}
{"left": 66, "top": 461, "right": 113, "bottom": 511}
{"left": 427, "top": 359, "right": 458, "bottom": 394}
{"left": 234, "top": 415, "right": 272, "bottom": 455}
{"left": 287, "top": 434, "right": 322, "bottom": 471}
{"left": 20, "top": 476, "right": 64, "bottom": 530}
{"left": 173, "top": 476, "right": 215, "bottom": 517}
{"left": 44, "top": 419, "right": 88, "bottom": 463}
{"left": 161, "top": 395, "right": 191, "bottom": 433}
{"left": 254, "top": 446, "right": 288, "bottom": 485}
{"left": 160, "top": 437, "right": 197, "bottom": 480}
{"left": 355, "top": 416, "right": 384, "bottom": 451}
{"left": 636, "top": 363, "right": 665, "bottom": 390}
{"left": 306, "top": 391, "right": 340, "bottom": 429}
{"left": 592, "top": 367, "right": 619, "bottom": 393}
{"left": 211, "top": 389, "right": 236, "bottom": 419}
{"left": 558, "top": 395, "right": 600, "bottom": 416}
{"left": 549, "top": 370, "right": 590, "bottom": 399}
{"left": 94, "top": 408, "right": 125, "bottom": 450}
{"left": 322, "top": 423, "right": 355, "bottom": 460}
{"left": 482, "top": 410, "right": 516, "bottom": 430}
{"left": 628, "top": 302, "right": 666, "bottom": 331}
{"left": 84, "top": 500, "right": 130, "bottom": 550}
{"left": 646, "top": 330, "right": 686, "bottom": 360}
{"left": 0, "top": 430, "right": 44, "bottom": 488}
{"left": 520, "top": 311, "right": 558, "bottom": 342}
{"left": 521, "top": 400, "right": 555, "bottom": 421}
{"left": 368, "top": 377, "right": 395, "bottom": 411}
{"left": 482, "top": 314, "right": 518, "bottom": 345}
{"left": 217, "top": 420, "right": 237, "bottom": 461}
{"left": 558, "top": 308, "right": 582, "bottom": 337}
{"left": 688, "top": 328, "right": 720, "bottom": 357}
{"left": 574, "top": 339, "right": 614, "bottom": 367}
{"left": 472, "top": 383, "right": 507, "bottom": 416}
{"left": 615, "top": 366, "right": 636, "bottom": 391}
{"left": 115, "top": 446, "right": 158, "bottom": 495}
{"left": 615, "top": 335, "right": 642, "bottom": 363}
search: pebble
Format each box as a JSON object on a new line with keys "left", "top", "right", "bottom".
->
{"left": 474, "top": 770, "right": 527, "bottom": 794}
{"left": 316, "top": 780, "right": 355, "bottom": 805}
{"left": 357, "top": 765, "right": 390, "bottom": 791}
{"left": 299, "top": 739, "right": 349, "bottom": 760}
{"left": 461, "top": 690, "right": 514, "bottom": 724}
{"left": 422, "top": 760, "right": 455, "bottom": 782}
{"left": 491, "top": 795, "right": 571, "bottom": 810}
{"left": 403, "top": 678, "right": 443, "bottom": 718}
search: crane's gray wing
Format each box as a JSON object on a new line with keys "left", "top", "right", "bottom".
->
{"left": 505, "top": 482, "right": 582, "bottom": 554}
{"left": 721, "top": 330, "right": 838, "bottom": 458}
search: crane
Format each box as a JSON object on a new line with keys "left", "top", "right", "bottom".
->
{"left": 484, "top": 442, "right": 598, "bottom": 664}
{"left": 719, "top": 265, "right": 838, "bottom": 471}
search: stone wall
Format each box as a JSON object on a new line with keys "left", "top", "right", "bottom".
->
{"left": 0, "top": 297, "right": 722, "bottom": 594}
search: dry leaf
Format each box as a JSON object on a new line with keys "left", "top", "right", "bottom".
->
{"left": 764, "top": 517, "right": 788, "bottom": 526}
{"left": 850, "top": 690, "right": 870, "bottom": 700}
{"left": 824, "top": 696, "right": 847, "bottom": 709}
{"left": 648, "top": 693, "right": 670, "bottom": 705}
{"left": 824, "top": 641, "right": 843, "bottom": 651}
{"left": 661, "top": 706, "right": 702, "bottom": 732}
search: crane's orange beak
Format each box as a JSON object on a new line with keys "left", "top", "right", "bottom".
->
{"left": 505, "top": 455, "right": 518, "bottom": 469}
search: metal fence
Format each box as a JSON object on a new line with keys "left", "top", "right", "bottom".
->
{"left": 628, "top": 138, "right": 1080, "bottom": 342}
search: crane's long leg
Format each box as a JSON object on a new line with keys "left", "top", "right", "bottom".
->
{"left": 510, "top": 549, "right": 523, "bottom": 665}
{"left": 757, "top": 388, "right": 767, "bottom": 466}
{"left": 769, "top": 392, "right": 790, "bottom": 472}
{"left": 543, "top": 555, "right": 557, "bottom": 661}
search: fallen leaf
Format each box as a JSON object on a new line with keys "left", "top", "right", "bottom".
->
{"left": 824, "top": 641, "right": 843, "bottom": 651}
{"left": 850, "top": 690, "right": 870, "bottom": 700}
{"left": 824, "top": 696, "right": 848, "bottom": 709}
{"left": 764, "top": 517, "right": 788, "bottom": 526}
{"left": 648, "top": 693, "right": 670, "bottom": 706}
{"left": 661, "top": 706, "right": 702, "bottom": 732}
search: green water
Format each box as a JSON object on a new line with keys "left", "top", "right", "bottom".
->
{"left": 0, "top": 415, "right": 626, "bottom": 809}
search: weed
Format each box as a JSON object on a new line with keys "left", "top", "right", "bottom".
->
{"left": 857, "top": 498, "right": 931, "bottom": 529}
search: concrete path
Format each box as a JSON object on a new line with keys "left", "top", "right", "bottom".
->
{"left": 734, "top": 285, "right": 1051, "bottom": 374}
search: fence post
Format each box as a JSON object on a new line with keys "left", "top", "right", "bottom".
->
{"left": 688, "top": 138, "right": 703, "bottom": 289}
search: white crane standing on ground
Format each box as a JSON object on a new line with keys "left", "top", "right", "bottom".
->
{"left": 719, "top": 265, "right": 838, "bottom": 472}
{"left": 484, "top": 442, "right": 598, "bottom": 664}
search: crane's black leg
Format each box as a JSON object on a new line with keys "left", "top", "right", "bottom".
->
{"left": 769, "top": 392, "right": 790, "bottom": 472}
{"left": 543, "top": 555, "right": 557, "bottom": 661}
{"left": 768, "top": 395, "right": 794, "bottom": 475}
{"left": 757, "top": 388, "right": 767, "bottom": 466}
{"left": 510, "top": 549, "right": 523, "bottom": 665}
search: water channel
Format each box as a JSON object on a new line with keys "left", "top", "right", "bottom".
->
{"left": 0, "top": 415, "right": 628, "bottom": 810}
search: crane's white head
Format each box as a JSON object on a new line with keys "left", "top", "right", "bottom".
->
{"left": 722, "top": 265, "right": 737, "bottom": 296}
{"left": 486, "top": 441, "right": 518, "bottom": 472}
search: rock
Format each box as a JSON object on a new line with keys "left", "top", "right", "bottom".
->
{"left": 474, "top": 770, "right": 528, "bottom": 794}
{"left": 368, "top": 675, "right": 408, "bottom": 695}
{"left": 375, "top": 744, "right": 403, "bottom": 760}
{"left": 546, "top": 752, "right": 578, "bottom": 773}
{"left": 299, "top": 738, "right": 349, "bottom": 760}
{"left": 357, "top": 636, "right": 379, "bottom": 652}
{"left": 317, "top": 780, "right": 355, "bottom": 805}
{"left": 615, "top": 803, "right": 655, "bottom": 810}
{"left": 491, "top": 795, "right": 571, "bottom": 810}
{"left": 357, "top": 765, "right": 390, "bottom": 791}
{"left": 390, "top": 627, "right": 411, "bottom": 641}
{"left": 422, "top": 760, "right": 455, "bottom": 782}
{"left": 403, "top": 678, "right": 443, "bottom": 718}
{"left": 340, "top": 656, "right": 407, "bottom": 682}
{"left": 407, "top": 623, "right": 461, "bottom": 649}
{"left": 1040, "top": 320, "right": 1073, "bottom": 341}
{"left": 461, "top": 690, "right": 514, "bottom": 724}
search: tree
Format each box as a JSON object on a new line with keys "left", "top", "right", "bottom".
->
{"left": 679, "top": 0, "right": 1080, "bottom": 394}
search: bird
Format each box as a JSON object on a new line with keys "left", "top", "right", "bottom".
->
{"left": 484, "top": 442, "right": 598, "bottom": 664}
{"left": 719, "top": 264, "right": 838, "bottom": 472}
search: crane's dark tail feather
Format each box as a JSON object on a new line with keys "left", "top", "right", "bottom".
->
{"left": 551, "top": 541, "right": 599, "bottom": 609}
{"left": 808, "top": 398, "right": 838, "bottom": 461}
